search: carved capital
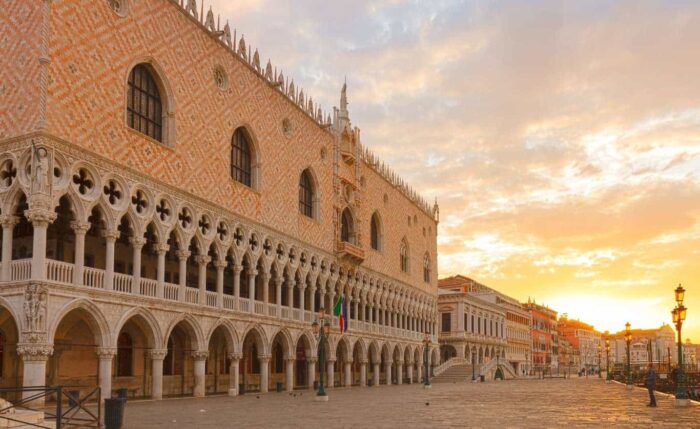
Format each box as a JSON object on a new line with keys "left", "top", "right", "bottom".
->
{"left": 248, "top": 270, "right": 258, "bottom": 278}
{"left": 257, "top": 354, "right": 271, "bottom": 363}
{"left": 70, "top": 220, "right": 91, "bottom": 234}
{"left": 17, "top": 343, "right": 53, "bottom": 361}
{"left": 149, "top": 349, "right": 168, "bottom": 360}
{"left": 96, "top": 347, "right": 118, "bottom": 360}
{"left": 129, "top": 236, "right": 146, "bottom": 249}
{"left": 176, "top": 250, "right": 191, "bottom": 261}
{"left": 102, "top": 229, "right": 120, "bottom": 241}
{"left": 194, "top": 255, "right": 211, "bottom": 266}
{"left": 233, "top": 265, "right": 243, "bottom": 275}
{"left": 191, "top": 351, "right": 209, "bottom": 360}
{"left": 227, "top": 352, "right": 242, "bottom": 361}
{"left": 214, "top": 259, "right": 228, "bottom": 270}
{"left": 0, "top": 215, "right": 19, "bottom": 229}
{"left": 154, "top": 243, "right": 171, "bottom": 254}
{"left": 24, "top": 208, "right": 56, "bottom": 226}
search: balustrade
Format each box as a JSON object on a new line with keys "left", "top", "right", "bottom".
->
{"left": 1, "top": 258, "right": 430, "bottom": 343}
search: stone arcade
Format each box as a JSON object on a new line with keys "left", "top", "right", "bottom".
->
{"left": 0, "top": 0, "right": 440, "bottom": 404}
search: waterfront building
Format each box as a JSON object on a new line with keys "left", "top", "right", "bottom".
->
{"left": 557, "top": 316, "right": 602, "bottom": 374}
{"left": 0, "top": 0, "right": 440, "bottom": 403}
{"left": 608, "top": 324, "right": 676, "bottom": 372}
{"left": 523, "top": 299, "right": 559, "bottom": 375}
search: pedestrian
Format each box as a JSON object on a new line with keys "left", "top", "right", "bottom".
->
{"left": 646, "top": 363, "right": 657, "bottom": 407}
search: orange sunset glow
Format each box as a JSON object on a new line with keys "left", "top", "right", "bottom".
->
{"left": 214, "top": 0, "right": 700, "bottom": 339}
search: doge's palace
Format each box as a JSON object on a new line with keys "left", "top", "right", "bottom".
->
{"left": 0, "top": 0, "right": 439, "bottom": 403}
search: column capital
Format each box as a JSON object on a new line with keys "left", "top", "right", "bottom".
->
{"left": 102, "top": 229, "right": 120, "bottom": 241}
{"left": 233, "top": 264, "right": 243, "bottom": 274}
{"left": 0, "top": 215, "right": 19, "bottom": 228}
{"left": 227, "top": 352, "right": 242, "bottom": 361}
{"left": 283, "top": 357, "right": 296, "bottom": 363}
{"left": 248, "top": 269, "right": 258, "bottom": 278}
{"left": 24, "top": 208, "right": 56, "bottom": 226}
{"left": 214, "top": 259, "right": 228, "bottom": 269}
{"left": 176, "top": 250, "right": 191, "bottom": 261}
{"left": 194, "top": 255, "right": 211, "bottom": 266}
{"left": 148, "top": 349, "right": 169, "bottom": 360}
{"left": 154, "top": 243, "right": 170, "bottom": 255}
{"left": 96, "top": 347, "right": 118, "bottom": 360}
{"left": 17, "top": 342, "right": 53, "bottom": 361}
{"left": 70, "top": 220, "right": 91, "bottom": 234}
{"left": 257, "top": 354, "right": 271, "bottom": 363}
{"left": 128, "top": 236, "right": 146, "bottom": 249}
{"left": 306, "top": 357, "right": 318, "bottom": 364}
{"left": 191, "top": 351, "right": 209, "bottom": 360}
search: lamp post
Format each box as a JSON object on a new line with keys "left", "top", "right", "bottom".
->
{"left": 625, "top": 322, "right": 632, "bottom": 389}
{"left": 471, "top": 347, "right": 477, "bottom": 382}
{"left": 605, "top": 334, "right": 611, "bottom": 382}
{"left": 672, "top": 284, "right": 688, "bottom": 406}
{"left": 312, "top": 308, "right": 331, "bottom": 402}
{"left": 423, "top": 334, "right": 431, "bottom": 388}
{"left": 597, "top": 344, "right": 602, "bottom": 378}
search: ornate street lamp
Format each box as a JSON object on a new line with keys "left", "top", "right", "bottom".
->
{"left": 312, "top": 308, "right": 331, "bottom": 401}
{"left": 625, "top": 322, "right": 632, "bottom": 388}
{"left": 672, "top": 284, "right": 688, "bottom": 405}
{"left": 597, "top": 343, "right": 602, "bottom": 379}
{"left": 605, "top": 333, "right": 611, "bottom": 382}
{"left": 471, "top": 346, "right": 477, "bottom": 382}
{"left": 423, "top": 333, "right": 431, "bottom": 388}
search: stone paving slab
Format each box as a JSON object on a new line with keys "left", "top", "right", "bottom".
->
{"left": 121, "top": 378, "right": 699, "bottom": 428}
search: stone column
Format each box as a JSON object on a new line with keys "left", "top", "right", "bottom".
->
{"left": 17, "top": 343, "right": 53, "bottom": 405}
{"left": 285, "top": 358, "right": 295, "bottom": 392}
{"left": 407, "top": 362, "right": 414, "bottom": 384}
{"left": 307, "top": 358, "right": 317, "bottom": 389}
{"left": 299, "top": 285, "right": 306, "bottom": 312}
{"left": 228, "top": 354, "right": 240, "bottom": 396}
{"left": 130, "top": 237, "right": 145, "bottom": 294}
{"left": 248, "top": 270, "right": 257, "bottom": 312}
{"left": 149, "top": 349, "right": 167, "bottom": 400}
{"left": 417, "top": 363, "right": 423, "bottom": 383}
{"left": 396, "top": 360, "right": 403, "bottom": 385}
{"left": 215, "top": 260, "right": 226, "bottom": 308}
{"left": 354, "top": 300, "right": 359, "bottom": 321}
{"left": 287, "top": 278, "right": 295, "bottom": 308}
{"left": 176, "top": 250, "right": 190, "bottom": 302}
{"left": 259, "top": 356, "right": 270, "bottom": 393}
{"left": 195, "top": 255, "right": 210, "bottom": 305}
{"left": 309, "top": 287, "right": 316, "bottom": 313}
{"left": 360, "top": 361, "right": 367, "bottom": 387}
{"left": 155, "top": 243, "right": 169, "bottom": 298}
{"left": 0, "top": 215, "right": 18, "bottom": 282}
{"left": 103, "top": 230, "right": 119, "bottom": 291}
{"left": 97, "top": 348, "right": 116, "bottom": 400}
{"left": 372, "top": 363, "right": 380, "bottom": 387}
{"left": 385, "top": 361, "right": 392, "bottom": 385}
{"left": 326, "top": 359, "right": 335, "bottom": 389}
{"left": 262, "top": 272, "right": 270, "bottom": 304}
{"left": 344, "top": 361, "right": 352, "bottom": 387}
{"left": 70, "top": 221, "right": 89, "bottom": 286}
{"left": 275, "top": 276, "right": 283, "bottom": 309}
{"left": 233, "top": 264, "right": 242, "bottom": 299}
{"left": 26, "top": 209, "right": 56, "bottom": 281}
{"left": 192, "top": 351, "right": 208, "bottom": 397}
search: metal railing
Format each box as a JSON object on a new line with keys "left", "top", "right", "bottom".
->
{"left": 0, "top": 385, "right": 101, "bottom": 429}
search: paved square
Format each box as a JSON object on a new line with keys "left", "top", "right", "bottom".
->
{"left": 121, "top": 378, "right": 699, "bottom": 428}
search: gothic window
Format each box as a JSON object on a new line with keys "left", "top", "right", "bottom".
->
{"left": 299, "top": 169, "right": 314, "bottom": 218}
{"left": 341, "top": 208, "right": 354, "bottom": 243}
{"left": 370, "top": 212, "right": 382, "bottom": 250}
{"left": 423, "top": 252, "right": 431, "bottom": 283}
{"left": 231, "top": 128, "right": 252, "bottom": 187}
{"left": 127, "top": 64, "right": 163, "bottom": 142}
{"left": 400, "top": 238, "right": 409, "bottom": 273}
{"left": 117, "top": 332, "right": 133, "bottom": 377}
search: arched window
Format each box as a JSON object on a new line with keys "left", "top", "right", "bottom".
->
{"left": 400, "top": 238, "right": 409, "bottom": 273}
{"left": 117, "top": 332, "right": 133, "bottom": 377}
{"left": 423, "top": 252, "right": 431, "bottom": 283}
{"left": 341, "top": 208, "right": 354, "bottom": 243}
{"left": 127, "top": 64, "right": 163, "bottom": 142}
{"left": 299, "top": 169, "right": 314, "bottom": 218}
{"left": 370, "top": 212, "right": 382, "bottom": 250}
{"left": 231, "top": 128, "right": 252, "bottom": 187}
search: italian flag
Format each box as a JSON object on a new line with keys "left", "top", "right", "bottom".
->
{"left": 333, "top": 296, "right": 348, "bottom": 332}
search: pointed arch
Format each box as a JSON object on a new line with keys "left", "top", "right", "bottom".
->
{"left": 112, "top": 307, "right": 163, "bottom": 349}
{"left": 48, "top": 298, "right": 111, "bottom": 348}
{"left": 298, "top": 167, "right": 319, "bottom": 220}
{"left": 206, "top": 319, "right": 239, "bottom": 355}
{"left": 125, "top": 58, "right": 175, "bottom": 145}
{"left": 400, "top": 237, "right": 409, "bottom": 273}
{"left": 231, "top": 126, "right": 260, "bottom": 190}
{"left": 370, "top": 211, "right": 383, "bottom": 251}
{"left": 240, "top": 323, "right": 269, "bottom": 356}
{"left": 162, "top": 314, "right": 205, "bottom": 351}
{"left": 340, "top": 207, "right": 355, "bottom": 244}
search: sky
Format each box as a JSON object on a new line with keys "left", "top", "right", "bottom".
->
{"left": 207, "top": 0, "right": 700, "bottom": 340}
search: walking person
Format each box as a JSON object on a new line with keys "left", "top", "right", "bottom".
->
{"left": 646, "top": 363, "right": 657, "bottom": 407}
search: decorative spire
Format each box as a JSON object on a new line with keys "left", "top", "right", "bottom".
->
{"left": 205, "top": 7, "right": 216, "bottom": 31}
{"left": 338, "top": 79, "right": 350, "bottom": 129}
{"left": 186, "top": 0, "right": 198, "bottom": 19}
{"left": 252, "top": 49, "right": 261, "bottom": 72}
{"left": 223, "top": 22, "right": 232, "bottom": 47}
{"left": 238, "top": 35, "right": 247, "bottom": 60}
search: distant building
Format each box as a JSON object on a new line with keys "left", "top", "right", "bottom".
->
{"left": 607, "top": 324, "right": 676, "bottom": 372}
{"left": 438, "top": 276, "right": 531, "bottom": 376}
{"left": 558, "top": 336, "right": 580, "bottom": 376}
{"left": 523, "top": 299, "right": 559, "bottom": 375}
{"left": 683, "top": 339, "right": 698, "bottom": 370}
{"left": 557, "top": 316, "right": 602, "bottom": 374}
